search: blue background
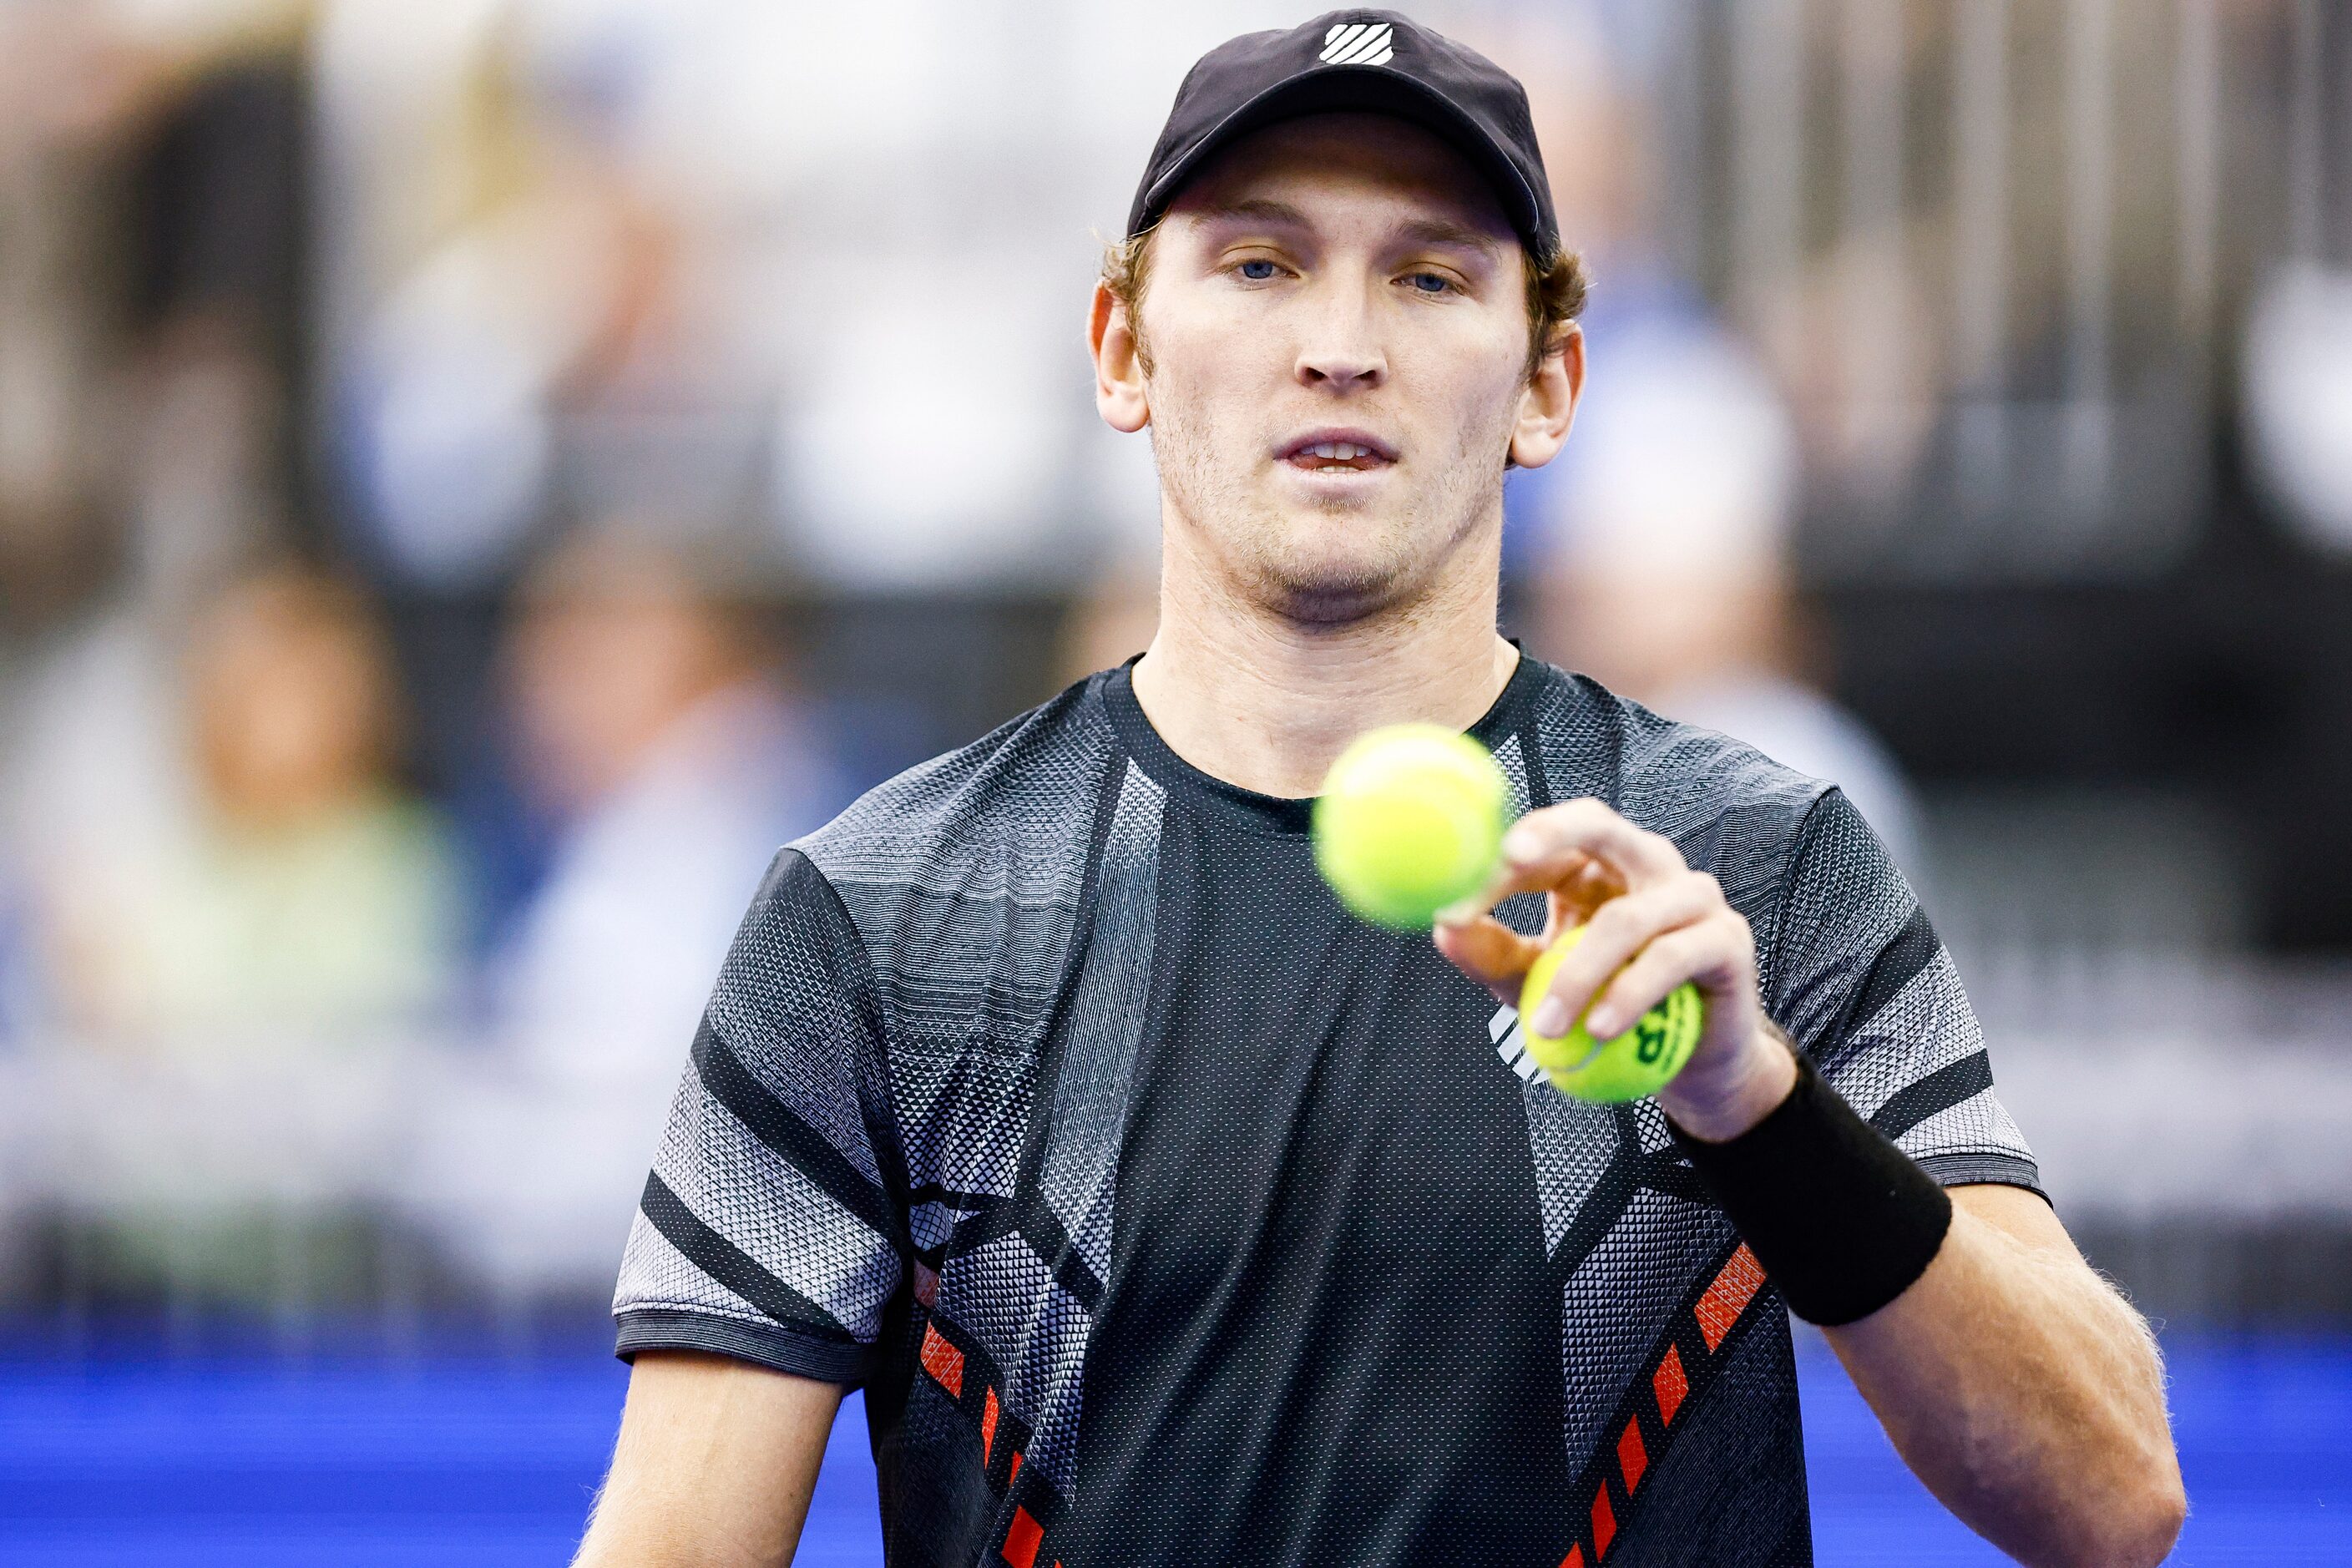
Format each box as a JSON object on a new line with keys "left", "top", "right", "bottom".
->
{"left": 0, "top": 1331, "right": 2341, "bottom": 1565}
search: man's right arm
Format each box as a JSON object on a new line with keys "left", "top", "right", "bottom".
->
{"left": 574, "top": 1350, "right": 844, "bottom": 1567}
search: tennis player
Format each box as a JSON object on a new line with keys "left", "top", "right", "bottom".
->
{"left": 575, "top": 13, "right": 2183, "bottom": 1566}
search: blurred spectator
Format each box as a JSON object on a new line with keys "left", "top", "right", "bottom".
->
{"left": 1490, "top": 4, "right": 1925, "bottom": 875}
{"left": 1527, "top": 311, "right": 1925, "bottom": 878}
{"left": 491, "top": 525, "right": 846, "bottom": 1074}
{"left": 341, "top": 121, "right": 692, "bottom": 588}
{"left": 415, "top": 523, "right": 847, "bottom": 1296}
{"left": 7, "top": 564, "right": 458, "bottom": 1040}
{"left": 0, "top": 2, "right": 309, "bottom": 631}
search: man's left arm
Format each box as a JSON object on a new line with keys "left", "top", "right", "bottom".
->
{"left": 1437, "top": 795, "right": 2185, "bottom": 1568}
{"left": 1826, "top": 1181, "right": 2182, "bottom": 1568}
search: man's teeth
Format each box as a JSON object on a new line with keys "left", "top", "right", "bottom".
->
{"left": 1297, "top": 442, "right": 1381, "bottom": 465}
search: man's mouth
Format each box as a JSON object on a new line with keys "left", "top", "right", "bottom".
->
{"left": 1277, "top": 430, "right": 1399, "bottom": 473}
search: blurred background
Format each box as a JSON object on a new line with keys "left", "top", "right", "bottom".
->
{"left": 0, "top": 0, "right": 2345, "bottom": 1561}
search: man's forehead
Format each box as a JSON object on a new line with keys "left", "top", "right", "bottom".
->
{"left": 1165, "top": 113, "right": 1516, "bottom": 246}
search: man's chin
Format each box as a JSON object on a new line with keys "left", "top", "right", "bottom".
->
{"left": 1240, "top": 548, "right": 1421, "bottom": 625}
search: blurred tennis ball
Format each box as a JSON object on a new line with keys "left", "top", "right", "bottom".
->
{"left": 1313, "top": 724, "right": 1509, "bottom": 930}
{"left": 1520, "top": 924, "right": 1704, "bottom": 1103}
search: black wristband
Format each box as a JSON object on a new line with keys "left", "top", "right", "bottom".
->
{"left": 1670, "top": 1050, "right": 1953, "bottom": 1327}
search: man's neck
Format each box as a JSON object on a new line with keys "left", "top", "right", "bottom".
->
{"left": 1129, "top": 540, "right": 1520, "bottom": 801}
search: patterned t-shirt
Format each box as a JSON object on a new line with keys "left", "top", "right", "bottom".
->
{"left": 611, "top": 655, "right": 2040, "bottom": 1568}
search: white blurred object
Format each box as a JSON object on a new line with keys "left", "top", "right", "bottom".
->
{"left": 26, "top": 1037, "right": 429, "bottom": 1216}
{"left": 1551, "top": 311, "right": 1799, "bottom": 575}
{"left": 778, "top": 264, "right": 1073, "bottom": 589}
{"left": 2242, "top": 262, "right": 2352, "bottom": 554}
{"left": 95, "top": 0, "right": 304, "bottom": 53}
{"left": 1995, "top": 1029, "right": 2352, "bottom": 1222}
{"left": 352, "top": 198, "right": 620, "bottom": 585}
{"left": 309, "top": 0, "right": 513, "bottom": 346}
{"left": 0, "top": 609, "right": 192, "bottom": 918}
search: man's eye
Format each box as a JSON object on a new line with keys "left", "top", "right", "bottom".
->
{"left": 1405, "top": 271, "right": 1455, "bottom": 294}
{"left": 1237, "top": 259, "right": 1280, "bottom": 281}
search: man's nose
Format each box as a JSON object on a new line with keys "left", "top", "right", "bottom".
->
{"left": 1295, "top": 291, "right": 1388, "bottom": 392}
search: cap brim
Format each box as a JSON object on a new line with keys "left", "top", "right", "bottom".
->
{"left": 1129, "top": 66, "right": 1546, "bottom": 251}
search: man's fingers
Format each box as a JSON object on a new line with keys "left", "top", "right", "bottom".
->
{"left": 1439, "top": 842, "right": 1621, "bottom": 930}
{"left": 1542, "top": 855, "right": 1623, "bottom": 933}
{"left": 1432, "top": 913, "right": 1545, "bottom": 1006}
{"left": 1502, "top": 799, "right": 1688, "bottom": 890}
{"left": 1435, "top": 802, "right": 1701, "bottom": 1004}
{"left": 1523, "top": 871, "right": 1722, "bottom": 1038}
{"left": 1583, "top": 920, "right": 1735, "bottom": 1039}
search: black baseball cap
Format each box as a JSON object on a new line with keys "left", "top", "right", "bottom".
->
{"left": 1125, "top": 10, "right": 1559, "bottom": 260}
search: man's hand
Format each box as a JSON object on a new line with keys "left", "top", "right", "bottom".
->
{"left": 1438, "top": 802, "right": 2184, "bottom": 1568}
{"left": 1433, "top": 797, "right": 1796, "bottom": 1140}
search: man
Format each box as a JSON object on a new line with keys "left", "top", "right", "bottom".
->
{"left": 576, "top": 14, "right": 2184, "bottom": 1567}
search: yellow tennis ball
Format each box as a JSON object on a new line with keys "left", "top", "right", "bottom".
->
{"left": 1312, "top": 724, "right": 1509, "bottom": 930}
{"left": 1520, "top": 925, "right": 1705, "bottom": 1103}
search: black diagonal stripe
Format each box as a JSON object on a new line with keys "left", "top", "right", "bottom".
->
{"left": 639, "top": 1171, "right": 857, "bottom": 1339}
{"left": 1025, "top": 1204, "right": 1105, "bottom": 1313}
{"left": 943, "top": 1198, "right": 1024, "bottom": 1257}
{"left": 793, "top": 852, "right": 914, "bottom": 1221}
{"left": 1818, "top": 903, "right": 1940, "bottom": 1056}
{"left": 691, "top": 1019, "right": 906, "bottom": 1250}
{"left": 937, "top": 1191, "right": 1106, "bottom": 1313}
{"left": 1542, "top": 1128, "right": 1636, "bottom": 1278}
{"left": 907, "top": 1183, "right": 1010, "bottom": 1211}
{"left": 1553, "top": 1105, "right": 1732, "bottom": 1278}
{"left": 1632, "top": 1144, "right": 1710, "bottom": 1205}
{"left": 1869, "top": 1050, "right": 1995, "bottom": 1144}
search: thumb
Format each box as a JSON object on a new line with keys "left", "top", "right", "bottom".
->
{"left": 1432, "top": 913, "right": 1545, "bottom": 1008}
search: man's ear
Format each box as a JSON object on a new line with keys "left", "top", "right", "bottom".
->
{"left": 1091, "top": 282, "right": 1151, "bottom": 434}
{"left": 1508, "top": 321, "right": 1583, "bottom": 469}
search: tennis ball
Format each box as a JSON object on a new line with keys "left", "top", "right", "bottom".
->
{"left": 1312, "top": 724, "right": 1509, "bottom": 930}
{"left": 1520, "top": 924, "right": 1705, "bottom": 1103}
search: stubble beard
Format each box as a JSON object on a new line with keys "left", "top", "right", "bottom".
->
{"left": 1148, "top": 395, "right": 1509, "bottom": 630}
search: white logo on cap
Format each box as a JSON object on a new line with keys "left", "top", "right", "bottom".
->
{"left": 1320, "top": 21, "right": 1394, "bottom": 66}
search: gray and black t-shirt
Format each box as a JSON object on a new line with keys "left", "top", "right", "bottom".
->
{"left": 611, "top": 655, "right": 2039, "bottom": 1568}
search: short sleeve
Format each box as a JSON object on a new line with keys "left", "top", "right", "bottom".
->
{"left": 1764, "top": 789, "right": 2043, "bottom": 1196}
{"left": 612, "top": 847, "right": 908, "bottom": 1383}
